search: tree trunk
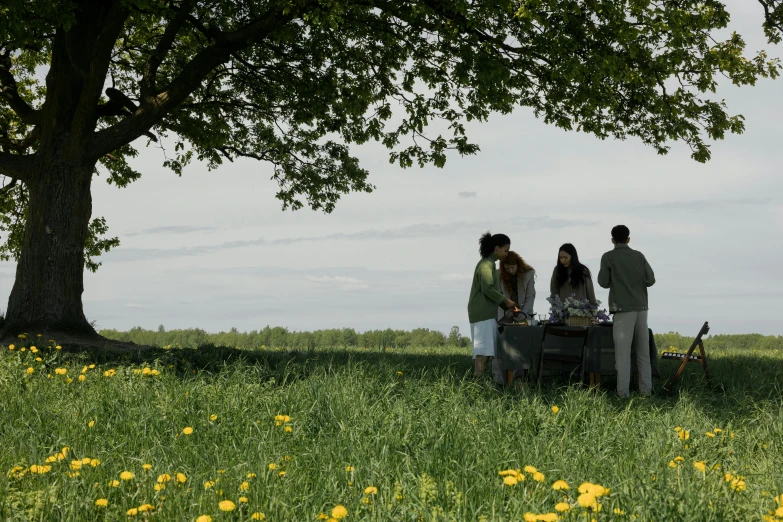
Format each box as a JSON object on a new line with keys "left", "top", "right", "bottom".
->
{"left": 2, "top": 159, "right": 96, "bottom": 338}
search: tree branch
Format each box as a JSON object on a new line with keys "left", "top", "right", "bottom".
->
{"left": 90, "top": 3, "right": 316, "bottom": 159}
{"left": 141, "top": 0, "right": 197, "bottom": 99}
{"left": 0, "top": 151, "right": 35, "bottom": 182}
{"left": 0, "top": 176, "right": 18, "bottom": 196}
{"left": 0, "top": 52, "right": 41, "bottom": 126}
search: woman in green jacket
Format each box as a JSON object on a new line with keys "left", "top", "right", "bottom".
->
{"left": 468, "top": 232, "right": 517, "bottom": 377}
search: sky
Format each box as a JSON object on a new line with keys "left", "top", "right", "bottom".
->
{"left": 1, "top": 0, "right": 782, "bottom": 337}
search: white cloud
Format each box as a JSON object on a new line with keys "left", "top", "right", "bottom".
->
{"left": 305, "top": 275, "right": 369, "bottom": 291}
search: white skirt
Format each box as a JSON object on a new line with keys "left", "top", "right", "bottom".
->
{"left": 470, "top": 319, "right": 498, "bottom": 359}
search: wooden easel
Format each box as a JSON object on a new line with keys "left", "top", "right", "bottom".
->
{"left": 662, "top": 321, "right": 711, "bottom": 392}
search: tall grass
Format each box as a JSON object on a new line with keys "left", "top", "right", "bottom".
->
{"left": 1, "top": 335, "right": 782, "bottom": 521}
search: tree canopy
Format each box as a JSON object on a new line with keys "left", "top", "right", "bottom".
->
{"left": 0, "top": 0, "right": 780, "bottom": 334}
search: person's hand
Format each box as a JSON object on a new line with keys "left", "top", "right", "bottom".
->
{"left": 504, "top": 298, "right": 516, "bottom": 310}
{"left": 591, "top": 318, "right": 599, "bottom": 325}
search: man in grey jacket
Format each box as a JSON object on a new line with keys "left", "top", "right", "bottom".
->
{"left": 597, "top": 225, "right": 656, "bottom": 398}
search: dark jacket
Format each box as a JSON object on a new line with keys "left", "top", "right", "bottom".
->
{"left": 597, "top": 243, "right": 655, "bottom": 313}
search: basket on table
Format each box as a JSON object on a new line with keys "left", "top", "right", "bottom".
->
{"left": 566, "top": 316, "right": 591, "bottom": 327}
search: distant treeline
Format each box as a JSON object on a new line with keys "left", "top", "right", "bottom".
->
{"left": 99, "top": 325, "right": 783, "bottom": 352}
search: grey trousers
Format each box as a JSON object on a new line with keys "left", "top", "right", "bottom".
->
{"left": 613, "top": 311, "right": 652, "bottom": 397}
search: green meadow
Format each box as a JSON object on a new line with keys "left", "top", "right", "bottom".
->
{"left": 1, "top": 330, "right": 782, "bottom": 521}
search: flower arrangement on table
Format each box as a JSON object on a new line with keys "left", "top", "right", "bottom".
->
{"left": 546, "top": 295, "right": 611, "bottom": 325}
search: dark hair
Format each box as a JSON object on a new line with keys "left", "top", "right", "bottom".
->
{"left": 612, "top": 225, "right": 630, "bottom": 243}
{"left": 555, "top": 243, "right": 591, "bottom": 289}
{"left": 479, "top": 231, "right": 511, "bottom": 258}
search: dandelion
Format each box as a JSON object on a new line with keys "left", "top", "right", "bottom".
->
{"left": 674, "top": 456, "right": 684, "bottom": 463}
{"left": 89, "top": 364, "right": 95, "bottom": 369}
{"left": 158, "top": 474, "right": 172, "bottom": 483}
{"left": 614, "top": 508, "right": 626, "bottom": 515}
{"left": 127, "top": 508, "right": 138, "bottom": 516}
{"left": 55, "top": 368, "right": 67, "bottom": 375}
{"left": 103, "top": 369, "right": 116, "bottom": 377}
{"left": 678, "top": 430, "right": 690, "bottom": 441}
{"left": 713, "top": 428, "right": 723, "bottom": 433}
{"left": 284, "top": 426, "right": 293, "bottom": 433}
{"left": 138, "top": 504, "right": 155, "bottom": 512}
{"left": 705, "top": 432, "right": 715, "bottom": 438}
{"left": 524, "top": 466, "right": 538, "bottom": 474}
{"left": 668, "top": 461, "right": 677, "bottom": 468}
{"left": 82, "top": 366, "right": 89, "bottom": 374}
{"left": 176, "top": 472, "right": 187, "bottom": 483}
{"left": 364, "top": 486, "right": 378, "bottom": 495}
{"left": 240, "top": 481, "right": 249, "bottom": 491}
{"left": 239, "top": 497, "right": 248, "bottom": 503}
{"left": 551, "top": 406, "right": 559, "bottom": 413}
{"left": 66, "top": 377, "right": 73, "bottom": 383}
{"left": 120, "top": 471, "right": 135, "bottom": 481}
{"left": 331, "top": 505, "right": 348, "bottom": 519}
{"left": 397, "top": 371, "right": 403, "bottom": 375}
{"left": 95, "top": 498, "right": 109, "bottom": 507}
{"left": 204, "top": 481, "right": 215, "bottom": 489}
{"left": 36, "top": 357, "right": 42, "bottom": 362}
{"left": 274, "top": 415, "right": 291, "bottom": 422}
{"left": 26, "top": 367, "right": 34, "bottom": 375}
{"left": 552, "top": 480, "right": 569, "bottom": 490}
{"left": 78, "top": 375, "right": 86, "bottom": 382}
{"left": 196, "top": 516, "right": 212, "bottom": 522}
{"left": 578, "top": 493, "right": 597, "bottom": 508}
{"left": 251, "top": 513, "right": 266, "bottom": 521}
{"left": 555, "top": 502, "right": 571, "bottom": 512}
{"left": 56, "top": 345, "right": 62, "bottom": 350}
{"left": 210, "top": 414, "right": 218, "bottom": 421}
{"left": 693, "top": 461, "right": 706, "bottom": 472}
{"left": 730, "top": 477, "right": 747, "bottom": 491}
{"left": 30, "top": 346, "right": 38, "bottom": 353}
{"left": 247, "top": 472, "right": 257, "bottom": 479}
{"left": 218, "top": 500, "right": 236, "bottom": 512}
{"left": 538, "top": 515, "right": 558, "bottom": 522}
{"left": 345, "top": 466, "right": 354, "bottom": 472}
{"left": 278, "top": 471, "right": 286, "bottom": 477}
{"left": 142, "top": 464, "right": 152, "bottom": 471}
{"left": 182, "top": 427, "right": 193, "bottom": 435}
{"left": 154, "top": 483, "right": 165, "bottom": 491}
{"left": 532, "top": 472, "right": 545, "bottom": 482}
{"left": 90, "top": 459, "right": 100, "bottom": 467}
{"left": 503, "top": 475, "right": 518, "bottom": 486}
{"left": 524, "top": 514, "right": 537, "bottom": 522}
{"left": 8, "top": 344, "right": 14, "bottom": 350}
{"left": 29, "top": 465, "right": 52, "bottom": 474}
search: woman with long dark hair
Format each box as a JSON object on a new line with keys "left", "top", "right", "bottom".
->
{"left": 550, "top": 243, "right": 597, "bottom": 304}
{"left": 467, "top": 232, "right": 517, "bottom": 377}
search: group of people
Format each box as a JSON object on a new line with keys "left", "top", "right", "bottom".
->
{"left": 466, "top": 225, "right": 656, "bottom": 398}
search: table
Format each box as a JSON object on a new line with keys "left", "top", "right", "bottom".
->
{"left": 496, "top": 325, "right": 660, "bottom": 381}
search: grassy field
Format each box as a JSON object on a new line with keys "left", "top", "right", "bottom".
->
{"left": 1, "top": 333, "right": 783, "bottom": 521}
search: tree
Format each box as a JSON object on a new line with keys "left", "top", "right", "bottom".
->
{"left": 0, "top": 0, "right": 779, "bottom": 341}
{"left": 447, "top": 325, "right": 461, "bottom": 346}
{"left": 759, "top": 0, "right": 783, "bottom": 43}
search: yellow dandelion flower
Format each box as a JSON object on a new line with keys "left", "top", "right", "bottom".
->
{"left": 20, "top": 347, "right": 26, "bottom": 352}
{"left": 524, "top": 514, "right": 537, "bottom": 522}
{"left": 268, "top": 463, "right": 277, "bottom": 470}
{"left": 278, "top": 471, "right": 286, "bottom": 477}
{"left": 70, "top": 460, "right": 83, "bottom": 470}
{"left": 142, "top": 464, "right": 152, "bottom": 471}
{"left": 138, "top": 504, "right": 155, "bottom": 512}
{"left": 693, "top": 461, "right": 706, "bottom": 472}
{"left": 176, "top": 472, "right": 187, "bottom": 483}
{"left": 331, "top": 505, "right": 348, "bottom": 519}
{"left": 524, "top": 466, "right": 538, "bottom": 474}
{"left": 668, "top": 460, "right": 677, "bottom": 468}
{"left": 713, "top": 428, "right": 722, "bottom": 433}
{"left": 552, "top": 480, "right": 569, "bottom": 490}
{"left": 56, "top": 345, "right": 62, "bottom": 350}
{"left": 45, "top": 456, "right": 57, "bottom": 463}
{"left": 90, "top": 459, "right": 100, "bottom": 467}
{"left": 217, "top": 469, "right": 225, "bottom": 474}
{"left": 8, "top": 344, "right": 14, "bottom": 350}
{"left": 345, "top": 466, "right": 354, "bottom": 472}
{"left": 66, "top": 377, "right": 73, "bottom": 383}
{"left": 678, "top": 430, "right": 690, "bottom": 440}
{"left": 158, "top": 474, "right": 172, "bottom": 483}
{"left": 26, "top": 367, "right": 34, "bottom": 375}
{"left": 503, "top": 475, "right": 518, "bottom": 486}
{"left": 247, "top": 473, "right": 257, "bottom": 479}
{"left": 705, "top": 432, "right": 715, "bottom": 438}
{"left": 67, "top": 471, "right": 81, "bottom": 478}
{"left": 154, "top": 484, "right": 165, "bottom": 491}
{"left": 81, "top": 366, "right": 89, "bottom": 373}
{"left": 95, "top": 498, "right": 109, "bottom": 507}
{"left": 120, "top": 471, "right": 135, "bottom": 481}
{"left": 551, "top": 405, "right": 559, "bottom": 413}
{"left": 204, "top": 480, "right": 215, "bottom": 489}
{"left": 730, "top": 477, "right": 747, "bottom": 491}
{"left": 78, "top": 375, "right": 86, "bottom": 382}
{"left": 29, "top": 464, "right": 52, "bottom": 474}
{"left": 251, "top": 513, "right": 266, "bottom": 521}
{"left": 196, "top": 516, "right": 212, "bottom": 522}
{"left": 578, "top": 493, "right": 597, "bottom": 508}
{"left": 89, "top": 364, "right": 95, "bottom": 369}
{"left": 775, "top": 506, "right": 783, "bottom": 517}
{"left": 103, "top": 369, "right": 116, "bottom": 377}
{"left": 538, "top": 514, "right": 558, "bottom": 522}
{"left": 218, "top": 500, "right": 236, "bottom": 512}
{"left": 364, "top": 486, "right": 378, "bottom": 495}
{"left": 532, "top": 472, "right": 545, "bottom": 482}
{"left": 182, "top": 427, "right": 193, "bottom": 435}
{"left": 81, "top": 457, "right": 90, "bottom": 465}
{"left": 55, "top": 368, "right": 67, "bottom": 375}
{"left": 239, "top": 497, "right": 248, "bottom": 503}
{"left": 614, "top": 508, "right": 626, "bottom": 515}
{"left": 555, "top": 502, "right": 571, "bottom": 512}
{"left": 240, "top": 481, "right": 249, "bottom": 491}
{"left": 674, "top": 456, "right": 685, "bottom": 463}
{"left": 36, "top": 357, "right": 42, "bottom": 362}
{"left": 127, "top": 508, "right": 138, "bottom": 516}
{"left": 30, "top": 346, "right": 38, "bottom": 353}
{"left": 284, "top": 426, "right": 293, "bottom": 433}
{"left": 274, "top": 415, "right": 291, "bottom": 422}
{"left": 318, "top": 514, "right": 329, "bottom": 520}
{"left": 578, "top": 482, "right": 594, "bottom": 494}
{"left": 210, "top": 414, "right": 218, "bottom": 421}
